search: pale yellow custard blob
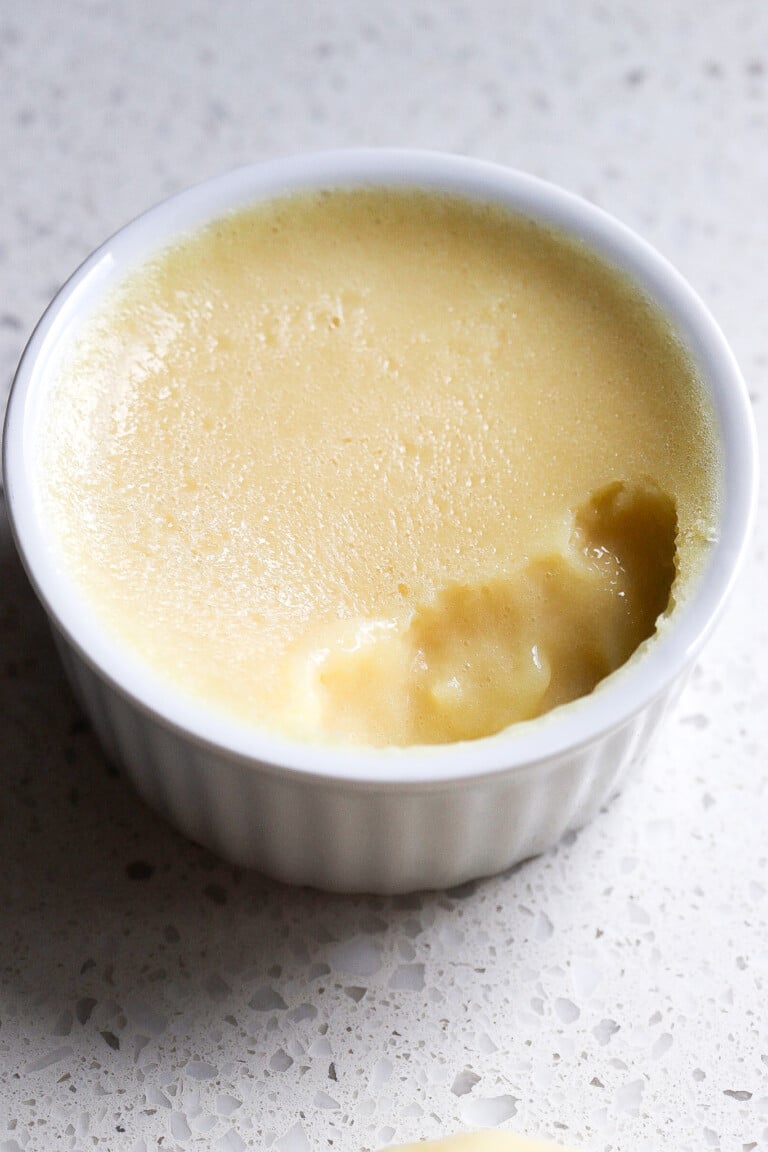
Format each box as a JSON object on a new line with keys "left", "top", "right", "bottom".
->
{"left": 40, "top": 190, "right": 718, "bottom": 747}
{"left": 384, "top": 1131, "right": 578, "bottom": 1152}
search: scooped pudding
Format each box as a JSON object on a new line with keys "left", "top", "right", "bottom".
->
{"left": 39, "top": 189, "right": 718, "bottom": 747}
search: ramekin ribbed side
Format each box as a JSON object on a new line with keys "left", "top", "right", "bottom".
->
{"left": 55, "top": 627, "right": 680, "bottom": 893}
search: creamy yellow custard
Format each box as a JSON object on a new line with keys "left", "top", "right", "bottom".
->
{"left": 41, "top": 190, "right": 717, "bottom": 746}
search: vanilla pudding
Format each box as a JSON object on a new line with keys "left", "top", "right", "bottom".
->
{"left": 39, "top": 189, "right": 718, "bottom": 747}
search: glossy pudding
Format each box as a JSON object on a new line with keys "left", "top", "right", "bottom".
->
{"left": 40, "top": 190, "right": 718, "bottom": 747}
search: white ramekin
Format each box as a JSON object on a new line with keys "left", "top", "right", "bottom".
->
{"left": 2, "top": 151, "right": 758, "bottom": 893}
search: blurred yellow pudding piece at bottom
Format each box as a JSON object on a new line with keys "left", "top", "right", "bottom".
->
{"left": 386, "top": 1132, "right": 579, "bottom": 1152}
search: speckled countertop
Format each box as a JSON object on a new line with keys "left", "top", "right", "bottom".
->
{"left": 1, "top": 3, "right": 767, "bottom": 1150}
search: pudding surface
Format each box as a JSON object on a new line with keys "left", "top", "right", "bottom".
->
{"left": 40, "top": 190, "right": 717, "bottom": 745}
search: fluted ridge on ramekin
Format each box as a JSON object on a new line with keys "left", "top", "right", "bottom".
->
{"left": 54, "top": 629, "right": 679, "bottom": 893}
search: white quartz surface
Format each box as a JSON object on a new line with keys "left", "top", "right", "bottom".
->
{"left": 1, "top": 2, "right": 767, "bottom": 1150}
